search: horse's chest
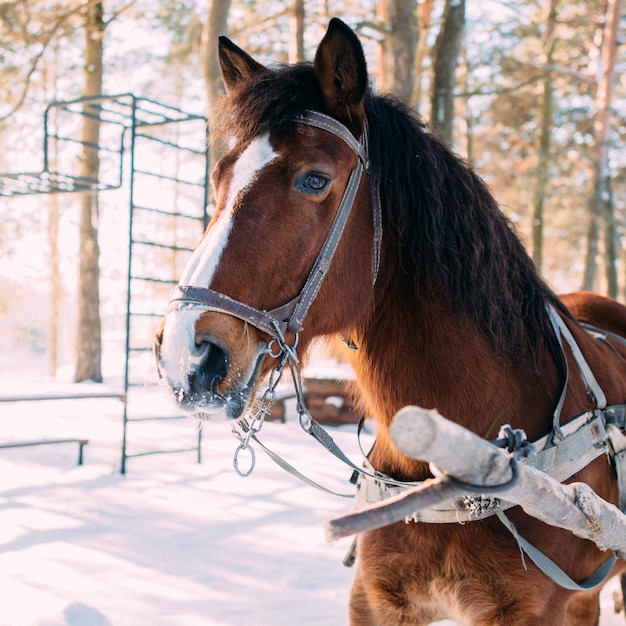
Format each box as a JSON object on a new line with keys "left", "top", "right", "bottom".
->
{"left": 353, "top": 522, "right": 544, "bottom": 625}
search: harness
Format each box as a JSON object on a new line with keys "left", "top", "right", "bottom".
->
{"left": 168, "top": 110, "right": 626, "bottom": 590}
{"left": 352, "top": 309, "right": 626, "bottom": 589}
{"left": 357, "top": 309, "right": 626, "bottom": 521}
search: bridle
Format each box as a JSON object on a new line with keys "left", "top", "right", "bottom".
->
{"left": 168, "top": 110, "right": 382, "bottom": 343}
{"left": 165, "top": 109, "right": 382, "bottom": 482}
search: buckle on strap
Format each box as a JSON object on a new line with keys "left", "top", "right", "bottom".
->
{"left": 604, "top": 404, "right": 626, "bottom": 429}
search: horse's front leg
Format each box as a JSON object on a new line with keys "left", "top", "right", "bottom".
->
{"left": 348, "top": 554, "right": 439, "bottom": 626}
{"left": 349, "top": 569, "right": 380, "bottom": 626}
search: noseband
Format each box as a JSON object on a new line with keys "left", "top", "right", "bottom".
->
{"left": 168, "top": 110, "right": 382, "bottom": 342}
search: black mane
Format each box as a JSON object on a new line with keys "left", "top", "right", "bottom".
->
{"left": 216, "top": 63, "right": 565, "bottom": 359}
{"left": 366, "top": 93, "right": 565, "bottom": 358}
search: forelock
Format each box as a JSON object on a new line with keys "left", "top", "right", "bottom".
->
{"left": 213, "top": 63, "right": 325, "bottom": 144}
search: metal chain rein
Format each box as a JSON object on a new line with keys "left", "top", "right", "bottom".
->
{"left": 231, "top": 326, "right": 300, "bottom": 477}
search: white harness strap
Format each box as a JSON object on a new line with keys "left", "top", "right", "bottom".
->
{"left": 355, "top": 410, "right": 610, "bottom": 522}
{"left": 547, "top": 305, "right": 607, "bottom": 441}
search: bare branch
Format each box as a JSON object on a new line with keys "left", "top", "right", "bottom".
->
{"left": 0, "top": 0, "right": 134, "bottom": 122}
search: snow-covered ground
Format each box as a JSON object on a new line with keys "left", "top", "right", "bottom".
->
{"left": 0, "top": 386, "right": 623, "bottom": 626}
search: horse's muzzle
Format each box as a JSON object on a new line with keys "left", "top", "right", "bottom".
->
{"left": 155, "top": 307, "right": 268, "bottom": 420}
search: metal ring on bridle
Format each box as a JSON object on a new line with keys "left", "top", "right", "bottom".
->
{"left": 265, "top": 338, "right": 283, "bottom": 359}
{"left": 233, "top": 442, "right": 256, "bottom": 477}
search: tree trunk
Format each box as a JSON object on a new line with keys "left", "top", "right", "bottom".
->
{"left": 410, "top": 0, "right": 434, "bottom": 110}
{"left": 289, "top": 0, "right": 305, "bottom": 63}
{"left": 201, "top": 0, "right": 232, "bottom": 187}
{"left": 604, "top": 181, "right": 618, "bottom": 298}
{"left": 45, "top": 39, "right": 62, "bottom": 380}
{"left": 48, "top": 192, "right": 61, "bottom": 379}
{"left": 75, "top": 1, "right": 104, "bottom": 382}
{"left": 375, "top": 0, "right": 418, "bottom": 102}
{"left": 601, "top": 0, "right": 620, "bottom": 298}
{"left": 429, "top": 0, "right": 465, "bottom": 145}
{"left": 202, "top": 0, "right": 231, "bottom": 116}
{"left": 531, "top": 0, "right": 558, "bottom": 275}
{"left": 582, "top": 0, "right": 621, "bottom": 295}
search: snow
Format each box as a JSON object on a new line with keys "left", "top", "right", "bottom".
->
{"left": 0, "top": 390, "right": 623, "bottom": 626}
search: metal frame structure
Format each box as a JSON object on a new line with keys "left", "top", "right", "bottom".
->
{"left": 0, "top": 94, "right": 210, "bottom": 473}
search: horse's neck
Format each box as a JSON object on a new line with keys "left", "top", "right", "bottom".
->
{"left": 350, "top": 289, "right": 561, "bottom": 481}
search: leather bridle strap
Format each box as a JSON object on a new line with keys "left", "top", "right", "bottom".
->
{"left": 302, "top": 112, "right": 383, "bottom": 286}
{"left": 287, "top": 143, "right": 364, "bottom": 332}
{"left": 169, "top": 110, "right": 380, "bottom": 340}
{"left": 295, "top": 110, "right": 369, "bottom": 165}
{"left": 168, "top": 286, "right": 295, "bottom": 339}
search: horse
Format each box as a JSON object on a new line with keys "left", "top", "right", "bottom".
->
{"left": 155, "top": 18, "right": 626, "bottom": 625}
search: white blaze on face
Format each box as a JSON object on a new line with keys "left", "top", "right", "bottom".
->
{"left": 178, "top": 133, "right": 278, "bottom": 289}
{"left": 160, "top": 133, "right": 278, "bottom": 393}
{"left": 159, "top": 308, "right": 203, "bottom": 391}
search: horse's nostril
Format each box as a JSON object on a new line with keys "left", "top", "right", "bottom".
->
{"left": 189, "top": 340, "right": 230, "bottom": 394}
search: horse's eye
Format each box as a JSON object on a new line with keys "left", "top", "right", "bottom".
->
{"left": 296, "top": 172, "right": 330, "bottom": 194}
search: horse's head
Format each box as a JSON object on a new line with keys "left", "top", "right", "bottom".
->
{"left": 155, "top": 19, "right": 378, "bottom": 419}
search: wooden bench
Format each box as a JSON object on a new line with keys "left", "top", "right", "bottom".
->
{"left": 0, "top": 438, "right": 90, "bottom": 465}
{"left": 302, "top": 376, "right": 361, "bottom": 426}
{"left": 0, "top": 383, "right": 126, "bottom": 403}
{"left": 0, "top": 383, "right": 125, "bottom": 466}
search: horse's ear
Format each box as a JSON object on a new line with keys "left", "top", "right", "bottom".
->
{"left": 313, "top": 18, "right": 368, "bottom": 125}
{"left": 218, "top": 36, "right": 266, "bottom": 91}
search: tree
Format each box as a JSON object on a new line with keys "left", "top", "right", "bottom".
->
{"left": 531, "top": 0, "right": 558, "bottom": 274}
{"left": 582, "top": 0, "right": 622, "bottom": 296}
{"left": 0, "top": 1, "right": 145, "bottom": 382}
{"left": 410, "top": 0, "right": 435, "bottom": 109}
{"left": 458, "top": 0, "right": 624, "bottom": 297}
{"left": 200, "top": 0, "right": 231, "bottom": 185}
{"left": 430, "top": 0, "right": 465, "bottom": 144}
{"left": 201, "top": 0, "right": 231, "bottom": 117}
{"left": 48, "top": 192, "right": 62, "bottom": 378}
{"left": 289, "top": 0, "right": 305, "bottom": 62}
{"left": 3, "top": 0, "right": 626, "bottom": 384}
{"left": 74, "top": 0, "right": 105, "bottom": 382}
{"left": 0, "top": 1, "right": 73, "bottom": 123}
{"left": 374, "top": 0, "right": 419, "bottom": 102}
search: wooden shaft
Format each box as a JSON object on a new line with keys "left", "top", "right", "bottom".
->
{"left": 326, "top": 406, "right": 626, "bottom": 560}
{"left": 390, "top": 406, "right": 515, "bottom": 484}
{"left": 325, "top": 476, "right": 458, "bottom": 541}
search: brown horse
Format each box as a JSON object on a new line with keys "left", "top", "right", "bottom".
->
{"left": 155, "top": 18, "right": 626, "bottom": 625}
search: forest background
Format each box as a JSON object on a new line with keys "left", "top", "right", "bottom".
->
{"left": 0, "top": 0, "right": 624, "bottom": 384}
